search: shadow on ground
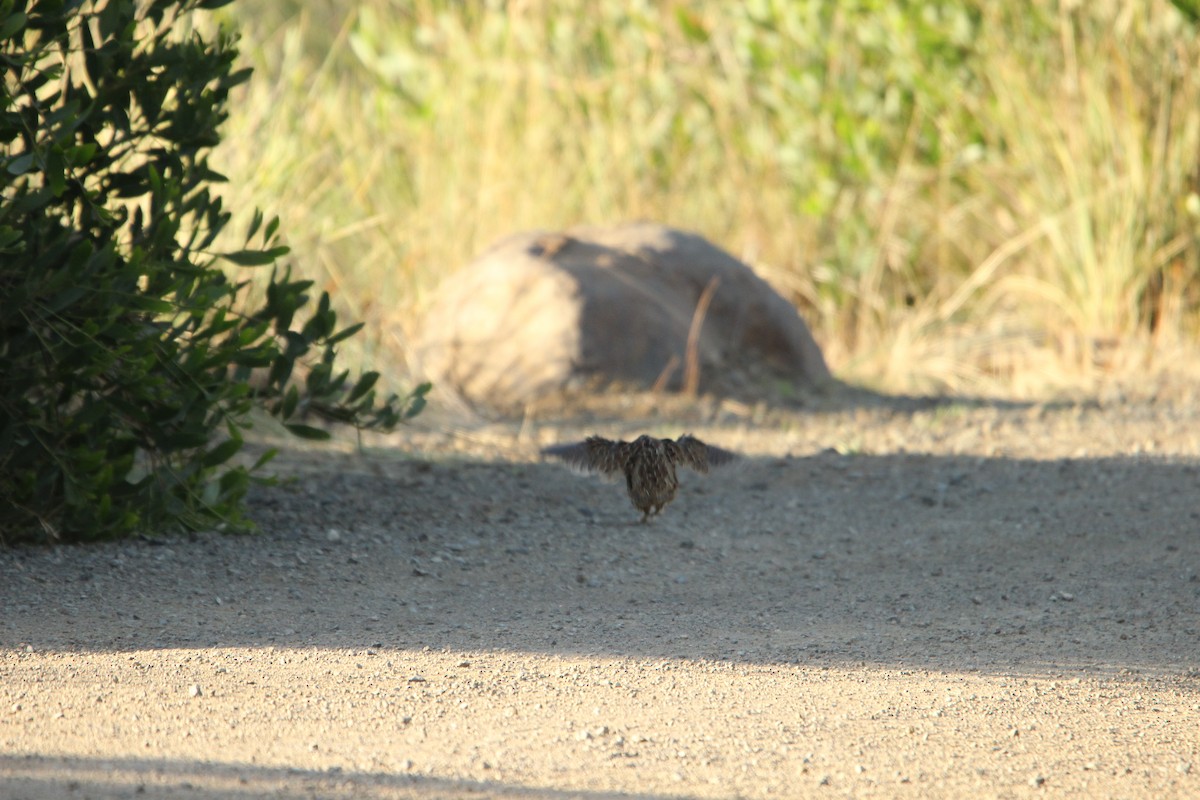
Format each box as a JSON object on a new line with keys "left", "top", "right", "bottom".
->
{"left": 2, "top": 442, "right": 1198, "bottom": 680}
{"left": 0, "top": 754, "right": 681, "bottom": 800}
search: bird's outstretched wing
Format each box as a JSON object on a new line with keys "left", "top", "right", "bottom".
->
{"left": 666, "top": 434, "right": 739, "bottom": 473}
{"left": 542, "top": 436, "right": 628, "bottom": 475}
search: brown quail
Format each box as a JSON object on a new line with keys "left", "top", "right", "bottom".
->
{"left": 542, "top": 434, "right": 738, "bottom": 522}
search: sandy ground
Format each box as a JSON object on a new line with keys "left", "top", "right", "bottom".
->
{"left": 3, "top": 385, "right": 1200, "bottom": 799}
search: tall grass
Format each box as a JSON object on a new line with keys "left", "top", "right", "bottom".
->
{"left": 214, "top": 0, "right": 1200, "bottom": 397}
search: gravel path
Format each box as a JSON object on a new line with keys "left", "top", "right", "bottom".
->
{"left": 3, "top": 389, "right": 1199, "bottom": 798}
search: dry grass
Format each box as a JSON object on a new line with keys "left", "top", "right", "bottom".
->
{"left": 211, "top": 0, "right": 1200, "bottom": 399}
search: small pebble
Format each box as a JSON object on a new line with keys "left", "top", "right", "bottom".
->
{"left": 188, "top": 684, "right": 202, "bottom": 698}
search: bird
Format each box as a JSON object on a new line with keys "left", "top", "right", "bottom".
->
{"left": 542, "top": 434, "right": 738, "bottom": 522}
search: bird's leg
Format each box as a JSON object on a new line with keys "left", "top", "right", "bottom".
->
{"left": 640, "top": 505, "right": 664, "bottom": 524}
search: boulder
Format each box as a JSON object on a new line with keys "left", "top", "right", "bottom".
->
{"left": 413, "top": 223, "right": 829, "bottom": 409}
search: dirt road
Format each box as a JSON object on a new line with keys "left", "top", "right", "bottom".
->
{"left": 3, "top": 389, "right": 1199, "bottom": 798}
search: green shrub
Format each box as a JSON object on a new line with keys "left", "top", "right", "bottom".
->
{"left": 0, "top": 0, "right": 428, "bottom": 545}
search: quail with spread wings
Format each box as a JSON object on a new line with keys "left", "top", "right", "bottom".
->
{"left": 542, "top": 434, "right": 738, "bottom": 521}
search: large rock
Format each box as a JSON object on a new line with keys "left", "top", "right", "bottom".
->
{"left": 413, "top": 223, "right": 830, "bottom": 409}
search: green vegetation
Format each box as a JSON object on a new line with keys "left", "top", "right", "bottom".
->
{"left": 218, "top": 0, "right": 1200, "bottom": 395}
{"left": 1, "top": 1, "right": 426, "bottom": 544}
